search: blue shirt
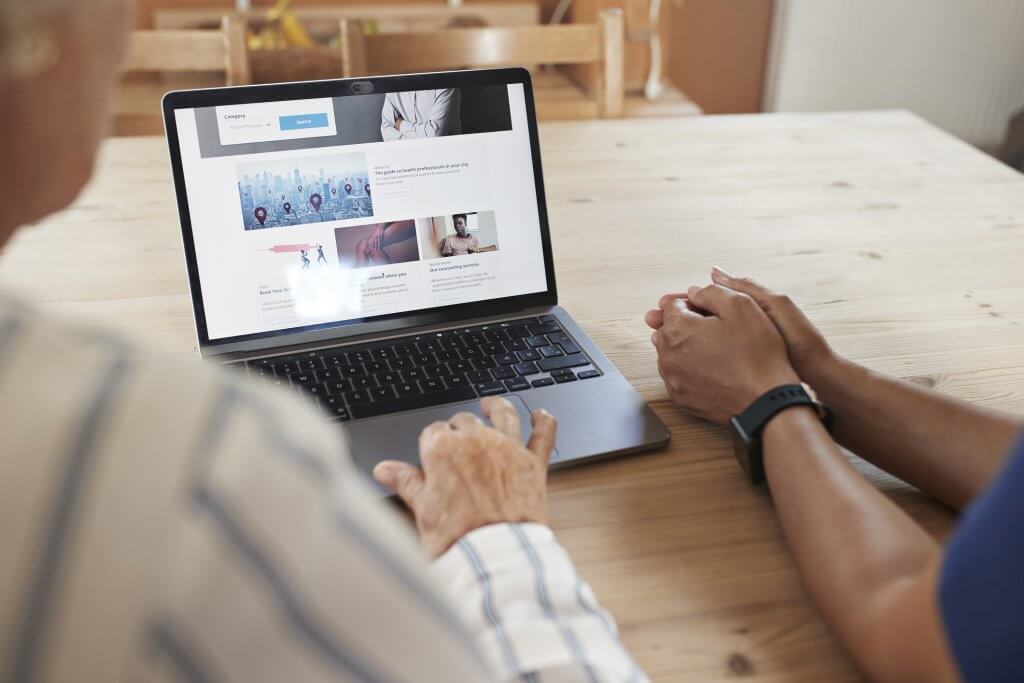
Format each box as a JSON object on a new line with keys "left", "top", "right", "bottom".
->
{"left": 940, "top": 433, "right": 1024, "bottom": 682}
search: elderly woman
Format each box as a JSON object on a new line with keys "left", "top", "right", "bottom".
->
{"left": 0, "top": 2, "right": 642, "bottom": 681}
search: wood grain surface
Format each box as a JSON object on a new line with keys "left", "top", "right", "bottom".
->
{"left": 3, "top": 111, "right": 1023, "bottom": 681}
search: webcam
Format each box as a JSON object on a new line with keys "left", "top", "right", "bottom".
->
{"left": 350, "top": 81, "right": 374, "bottom": 95}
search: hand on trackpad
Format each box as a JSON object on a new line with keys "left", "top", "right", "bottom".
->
{"left": 346, "top": 395, "right": 559, "bottom": 483}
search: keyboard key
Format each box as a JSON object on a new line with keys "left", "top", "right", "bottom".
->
{"left": 340, "top": 365, "right": 363, "bottom": 378}
{"left": 392, "top": 343, "right": 415, "bottom": 356}
{"left": 403, "top": 367, "right": 424, "bottom": 381}
{"left": 475, "top": 381, "right": 507, "bottom": 397}
{"left": 472, "top": 357, "right": 497, "bottom": 370}
{"left": 439, "top": 334, "right": 463, "bottom": 348}
{"left": 507, "top": 326, "right": 531, "bottom": 338}
{"left": 396, "top": 382, "right": 419, "bottom": 396}
{"left": 462, "top": 332, "right": 486, "bottom": 346}
{"left": 450, "top": 359, "right": 472, "bottom": 374}
{"left": 529, "top": 323, "right": 562, "bottom": 335}
{"left": 349, "top": 386, "right": 478, "bottom": 420}
{"left": 495, "top": 353, "right": 518, "bottom": 365}
{"left": 292, "top": 372, "right": 318, "bottom": 385}
{"left": 389, "top": 357, "right": 413, "bottom": 370}
{"left": 376, "top": 371, "right": 401, "bottom": 385}
{"left": 525, "top": 335, "right": 550, "bottom": 348}
{"left": 319, "top": 396, "right": 350, "bottom": 421}
{"left": 537, "top": 353, "right": 589, "bottom": 372}
{"left": 364, "top": 361, "right": 387, "bottom": 374}
{"left": 417, "top": 339, "right": 441, "bottom": 353}
{"left": 372, "top": 347, "right": 395, "bottom": 361}
{"left": 491, "top": 366, "right": 516, "bottom": 380}
{"left": 272, "top": 361, "right": 299, "bottom": 375}
{"left": 323, "top": 353, "right": 348, "bottom": 367}
{"left": 435, "top": 350, "right": 459, "bottom": 362}
{"left": 539, "top": 345, "right": 564, "bottom": 358}
{"left": 324, "top": 380, "right": 352, "bottom": 395}
{"left": 516, "top": 349, "right": 541, "bottom": 362}
{"left": 505, "top": 339, "right": 527, "bottom": 352}
{"left": 539, "top": 314, "right": 557, "bottom": 322}
{"left": 547, "top": 333, "right": 580, "bottom": 355}
{"left": 484, "top": 329, "right": 510, "bottom": 342}
{"left": 371, "top": 386, "right": 397, "bottom": 400}
{"left": 345, "top": 390, "right": 372, "bottom": 404}
{"left": 299, "top": 359, "right": 323, "bottom": 372}
{"left": 505, "top": 377, "right": 531, "bottom": 391}
{"left": 349, "top": 350, "right": 371, "bottom": 364}
{"left": 531, "top": 377, "right": 555, "bottom": 388}
{"left": 446, "top": 374, "right": 468, "bottom": 387}
{"left": 425, "top": 363, "right": 452, "bottom": 378}
{"left": 514, "top": 361, "right": 539, "bottom": 376}
{"left": 461, "top": 346, "right": 483, "bottom": 358}
{"left": 466, "top": 370, "right": 492, "bottom": 384}
{"left": 552, "top": 371, "right": 577, "bottom": 383}
{"left": 420, "top": 378, "right": 446, "bottom": 392}
{"left": 481, "top": 343, "right": 504, "bottom": 355}
{"left": 354, "top": 375, "right": 379, "bottom": 389}
{"left": 411, "top": 353, "right": 434, "bottom": 366}
{"left": 578, "top": 369, "right": 602, "bottom": 379}
{"left": 316, "top": 368, "right": 341, "bottom": 381}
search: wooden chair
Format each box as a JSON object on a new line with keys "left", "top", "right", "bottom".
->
{"left": 339, "top": 9, "right": 625, "bottom": 119}
{"left": 113, "top": 16, "right": 251, "bottom": 136}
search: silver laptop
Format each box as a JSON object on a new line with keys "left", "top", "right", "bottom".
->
{"left": 163, "top": 68, "right": 669, "bottom": 484}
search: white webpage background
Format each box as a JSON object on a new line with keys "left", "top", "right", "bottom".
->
{"left": 174, "top": 84, "right": 548, "bottom": 341}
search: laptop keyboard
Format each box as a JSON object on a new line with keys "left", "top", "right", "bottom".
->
{"left": 224, "top": 314, "right": 602, "bottom": 422}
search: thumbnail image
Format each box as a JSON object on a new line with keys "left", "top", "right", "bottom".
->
{"left": 416, "top": 211, "right": 499, "bottom": 260}
{"left": 334, "top": 220, "right": 420, "bottom": 270}
{"left": 238, "top": 152, "right": 373, "bottom": 231}
{"left": 262, "top": 241, "right": 332, "bottom": 270}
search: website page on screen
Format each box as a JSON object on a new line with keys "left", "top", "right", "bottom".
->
{"left": 173, "top": 83, "right": 548, "bottom": 341}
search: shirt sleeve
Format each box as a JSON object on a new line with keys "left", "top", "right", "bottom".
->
{"left": 440, "top": 237, "right": 452, "bottom": 256}
{"left": 139, "top": 381, "right": 492, "bottom": 682}
{"left": 434, "top": 522, "right": 647, "bottom": 682}
{"left": 381, "top": 94, "right": 401, "bottom": 142}
{"left": 938, "top": 432, "right": 1024, "bottom": 683}
{"left": 396, "top": 89, "right": 455, "bottom": 139}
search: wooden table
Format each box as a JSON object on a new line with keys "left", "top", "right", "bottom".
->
{"left": 4, "top": 111, "right": 1024, "bottom": 681}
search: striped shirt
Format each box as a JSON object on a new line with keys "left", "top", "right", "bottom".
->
{"left": 0, "top": 295, "right": 645, "bottom": 682}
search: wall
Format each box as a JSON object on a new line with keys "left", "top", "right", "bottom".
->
{"left": 765, "top": 0, "right": 1024, "bottom": 151}
{"left": 665, "top": 0, "right": 774, "bottom": 114}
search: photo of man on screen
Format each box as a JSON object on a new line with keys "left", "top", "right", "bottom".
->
{"left": 381, "top": 89, "right": 462, "bottom": 141}
{"left": 440, "top": 213, "right": 480, "bottom": 257}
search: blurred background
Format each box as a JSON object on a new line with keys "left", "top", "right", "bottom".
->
{"left": 124, "top": 0, "right": 1024, "bottom": 170}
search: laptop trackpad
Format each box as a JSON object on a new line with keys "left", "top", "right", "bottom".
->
{"left": 346, "top": 396, "right": 557, "bottom": 482}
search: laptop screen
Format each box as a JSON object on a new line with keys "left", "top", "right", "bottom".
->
{"left": 170, "top": 80, "right": 549, "bottom": 343}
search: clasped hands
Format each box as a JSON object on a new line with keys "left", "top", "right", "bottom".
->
{"left": 374, "top": 266, "right": 837, "bottom": 558}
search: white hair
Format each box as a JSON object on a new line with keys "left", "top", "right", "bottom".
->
{"left": 0, "top": 0, "right": 92, "bottom": 78}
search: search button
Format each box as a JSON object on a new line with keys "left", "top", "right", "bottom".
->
{"left": 279, "top": 113, "right": 330, "bottom": 131}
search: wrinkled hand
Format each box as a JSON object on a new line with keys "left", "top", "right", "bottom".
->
{"left": 645, "top": 277, "right": 799, "bottom": 423}
{"left": 367, "top": 223, "right": 387, "bottom": 252}
{"left": 373, "top": 397, "right": 556, "bottom": 558}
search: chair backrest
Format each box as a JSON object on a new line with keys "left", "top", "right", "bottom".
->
{"left": 340, "top": 9, "right": 624, "bottom": 118}
{"left": 123, "top": 15, "right": 251, "bottom": 86}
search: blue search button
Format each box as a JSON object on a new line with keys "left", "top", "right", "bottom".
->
{"left": 279, "top": 113, "right": 330, "bottom": 131}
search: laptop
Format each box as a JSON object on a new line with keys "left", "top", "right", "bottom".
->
{"left": 162, "top": 68, "right": 669, "bottom": 482}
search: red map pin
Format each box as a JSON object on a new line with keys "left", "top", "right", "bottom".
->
{"left": 331, "top": 187, "right": 337, "bottom": 196}
{"left": 254, "top": 207, "right": 268, "bottom": 226}
{"left": 344, "top": 183, "right": 353, "bottom": 195}
{"left": 310, "top": 193, "right": 322, "bottom": 212}
{"left": 283, "top": 202, "right": 291, "bottom": 214}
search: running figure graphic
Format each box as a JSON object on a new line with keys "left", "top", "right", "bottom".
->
{"left": 300, "top": 250, "right": 311, "bottom": 269}
{"left": 316, "top": 244, "right": 327, "bottom": 265}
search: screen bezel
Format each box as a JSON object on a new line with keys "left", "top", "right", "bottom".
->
{"left": 162, "top": 68, "right": 558, "bottom": 355}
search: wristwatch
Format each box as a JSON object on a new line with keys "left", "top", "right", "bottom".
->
{"left": 729, "top": 383, "right": 832, "bottom": 484}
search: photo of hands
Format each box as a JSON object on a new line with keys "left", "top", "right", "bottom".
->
{"left": 334, "top": 220, "right": 420, "bottom": 269}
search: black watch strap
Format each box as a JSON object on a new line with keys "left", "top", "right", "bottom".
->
{"left": 730, "top": 384, "right": 831, "bottom": 484}
{"left": 735, "top": 384, "right": 817, "bottom": 439}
